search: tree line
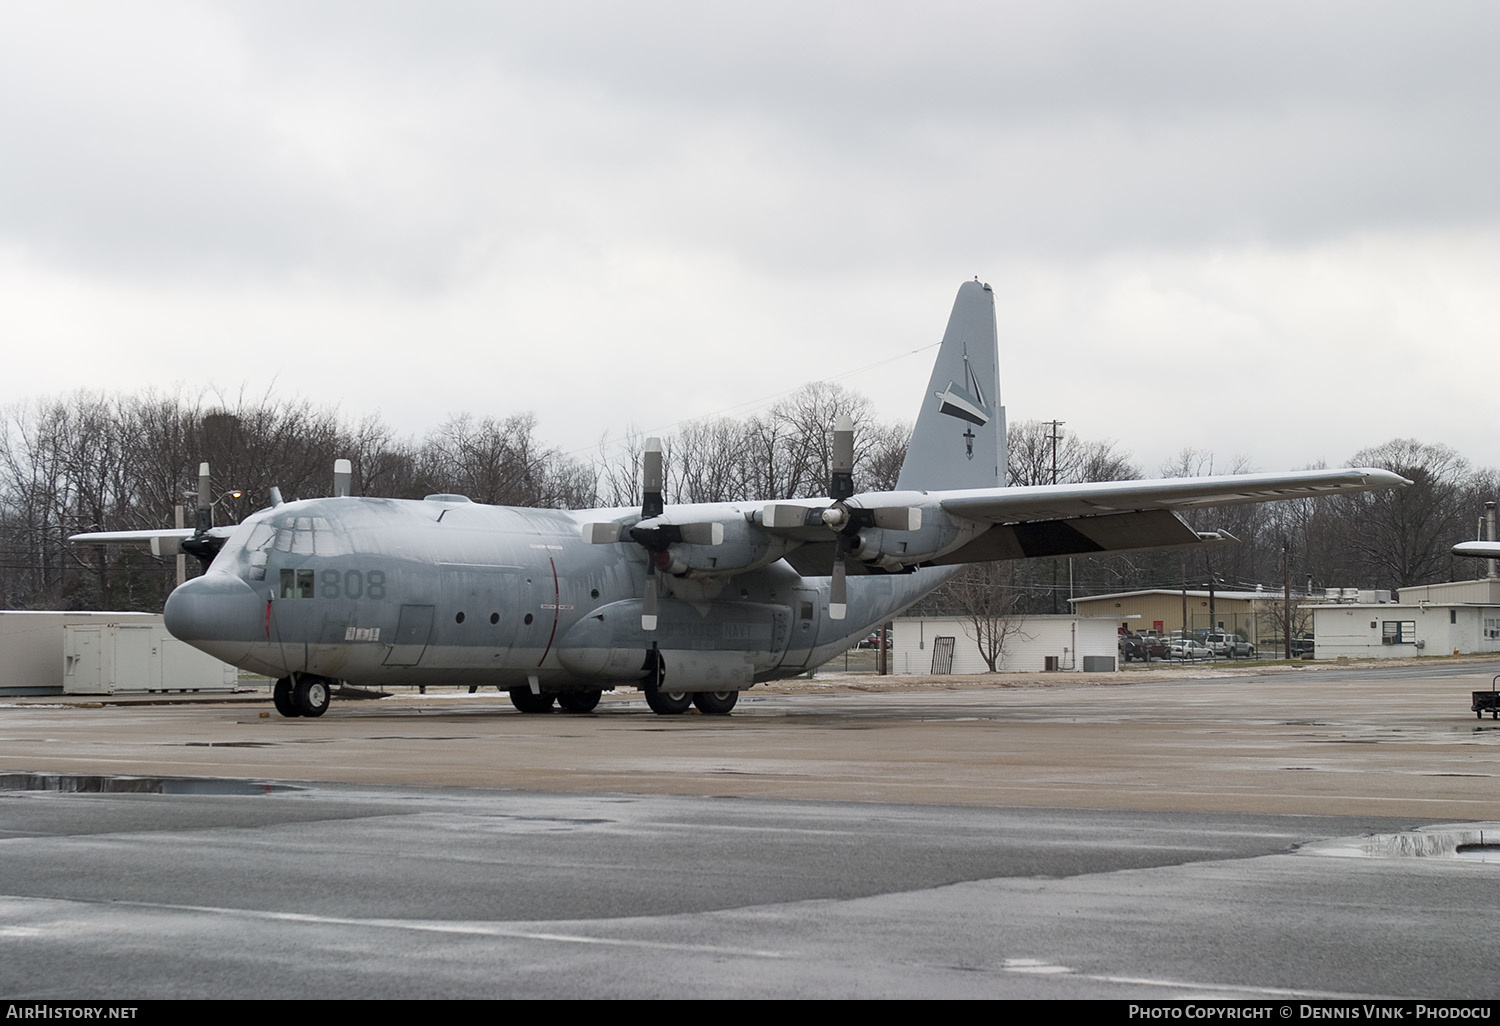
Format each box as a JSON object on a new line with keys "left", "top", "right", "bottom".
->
{"left": 2, "top": 386, "right": 1494, "bottom": 614}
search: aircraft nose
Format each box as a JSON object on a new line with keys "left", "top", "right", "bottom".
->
{"left": 163, "top": 573, "right": 264, "bottom": 664}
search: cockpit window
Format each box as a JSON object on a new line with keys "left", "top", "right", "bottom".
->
{"left": 279, "top": 568, "right": 315, "bottom": 598}
{"left": 213, "top": 517, "right": 275, "bottom": 579}
{"left": 212, "top": 509, "right": 351, "bottom": 582}
{"left": 273, "top": 516, "right": 334, "bottom": 555}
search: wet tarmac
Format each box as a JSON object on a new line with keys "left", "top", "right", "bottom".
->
{"left": 1, "top": 662, "right": 1497, "bottom": 998}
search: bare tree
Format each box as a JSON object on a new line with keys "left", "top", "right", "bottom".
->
{"left": 1008, "top": 419, "right": 1139, "bottom": 487}
{"left": 949, "top": 561, "right": 1031, "bottom": 672}
{"left": 1327, "top": 439, "right": 1474, "bottom": 590}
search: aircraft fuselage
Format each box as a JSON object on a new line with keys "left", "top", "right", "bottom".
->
{"left": 163, "top": 494, "right": 941, "bottom": 696}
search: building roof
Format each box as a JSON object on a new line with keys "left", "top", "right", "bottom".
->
{"left": 1069, "top": 589, "right": 1294, "bottom": 605}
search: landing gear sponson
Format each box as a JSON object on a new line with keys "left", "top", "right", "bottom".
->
{"left": 507, "top": 686, "right": 739, "bottom": 715}
{"left": 268, "top": 678, "right": 738, "bottom": 718}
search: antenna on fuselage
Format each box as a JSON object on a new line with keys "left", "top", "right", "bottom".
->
{"left": 333, "top": 459, "right": 352, "bottom": 498}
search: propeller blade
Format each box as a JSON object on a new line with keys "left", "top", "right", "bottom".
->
{"left": 829, "top": 537, "right": 848, "bottom": 620}
{"left": 675, "top": 522, "right": 724, "bottom": 546}
{"left": 831, "top": 414, "right": 854, "bottom": 502}
{"left": 195, "top": 462, "right": 212, "bottom": 534}
{"left": 641, "top": 567, "right": 659, "bottom": 631}
{"left": 642, "top": 437, "right": 664, "bottom": 519}
{"left": 763, "top": 504, "right": 822, "bottom": 529}
{"left": 870, "top": 506, "right": 922, "bottom": 531}
{"left": 582, "top": 523, "right": 623, "bottom": 543}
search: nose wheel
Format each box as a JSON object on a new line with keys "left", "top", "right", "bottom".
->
{"left": 273, "top": 675, "right": 332, "bottom": 718}
{"left": 273, "top": 677, "right": 299, "bottom": 717}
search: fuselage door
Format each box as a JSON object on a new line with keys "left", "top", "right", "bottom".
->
{"left": 778, "top": 586, "right": 822, "bottom": 670}
{"left": 384, "top": 604, "right": 435, "bottom": 666}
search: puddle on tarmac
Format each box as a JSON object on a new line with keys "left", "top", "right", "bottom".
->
{"left": 0, "top": 771, "right": 302, "bottom": 795}
{"left": 1302, "top": 824, "right": 1500, "bottom": 861}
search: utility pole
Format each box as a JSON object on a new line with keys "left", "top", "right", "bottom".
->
{"left": 1487, "top": 502, "right": 1497, "bottom": 580}
{"left": 1048, "top": 420, "right": 1064, "bottom": 614}
{"left": 1283, "top": 537, "right": 1291, "bottom": 660}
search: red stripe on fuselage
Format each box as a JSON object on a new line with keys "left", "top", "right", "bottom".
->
{"left": 538, "top": 555, "right": 560, "bottom": 667}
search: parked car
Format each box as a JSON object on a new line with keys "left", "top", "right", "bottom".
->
{"left": 1121, "top": 633, "right": 1170, "bottom": 661}
{"left": 1168, "top": 639, "right": 1212, "bottom": 660}
{"left": 857, "top": 631, "right": 891, "bottom": 650}
{"left": 1205, "top": 632, "right": 1255, "bottom": 658}
{"left": 1290, "top": 634, "right": 1315, "bottom": 658}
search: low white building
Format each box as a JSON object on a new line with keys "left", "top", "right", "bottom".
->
{"left": 1311, "top": 578, "right": 1500, "bottom": 660}
{"left": 0, "top": 610, "right": 236, "bottom": 695}
{"left": 891, "top": 614, "right": 1120, "bottom": 674}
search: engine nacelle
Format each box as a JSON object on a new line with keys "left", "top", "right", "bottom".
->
{"left": 654, "top": 512, "right": 797, "bottom": 578}
{"left": 846, "top": 509, "right": 983, "bottom": 571}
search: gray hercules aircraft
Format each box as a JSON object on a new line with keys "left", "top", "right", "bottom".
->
{"left": 72, "top": 281, "right": 1408, "bottom": 718}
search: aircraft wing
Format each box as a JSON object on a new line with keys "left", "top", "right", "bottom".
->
{"left": 925, "top": 467, "right": 1409, "bottom": 565}
{"left": 934, "top": 468, "right": 1410, "bottom": 524}
{"left": 1453, "top": 541, "right": 1500, "bottom": 559}
{"left": 69, "top": 526, "right": 237, "bottom": 558}
{"left": 765, "top": 467, "right": 1409, "bottom": 572}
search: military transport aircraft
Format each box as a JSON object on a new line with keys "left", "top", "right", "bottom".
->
{"left": 72, "top": 280, "right": 1408, "bottom": 718}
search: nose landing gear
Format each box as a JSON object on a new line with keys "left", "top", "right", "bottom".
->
{"left": 273, "top": 674, "right": 333, "bottom": 718}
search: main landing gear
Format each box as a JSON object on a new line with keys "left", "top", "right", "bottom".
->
{"left": 692, "top": 690, "right": 738, "bottom": 715}
{"left": 508, "top": 688, "right": 605, "bottom": 714}
{"left": 642, "top": 683, "right": 739, "bottom": 715}
{"left": 272, "top": 674, "right": 333, "bottom": 718}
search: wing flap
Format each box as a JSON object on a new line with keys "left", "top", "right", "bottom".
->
{"left": 928, "top": 508, "right": 1213, "bottom": 564}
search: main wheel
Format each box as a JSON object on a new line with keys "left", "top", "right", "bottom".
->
{"left": 644, "top": 682, "right": 692, "bottom": 715}
{"left": 557, "top": 690, "right": 602, "bottom": 713}
{"left": 509, "top": 688, "right": 555, "bottom": 714}
{"left": 692, "top": 690, "right": 738, "bottom": 715}
{"left": 293, "top": 675, "right": 331, "bottom": 718}
{"left": 273, "top": 677, "right": 301, "bottom": 718}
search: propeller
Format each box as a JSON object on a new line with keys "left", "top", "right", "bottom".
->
{"left": 637, "top": 438, "right": 665, "bottom": 630}
{"left": 762, "top": 416, "right": 921, "bottom": 620}
{"left": 180, "top": 462, "right": 241, "bottom": 572}
{"left": 583, "top": 437, "right": 722, "bottom": 630}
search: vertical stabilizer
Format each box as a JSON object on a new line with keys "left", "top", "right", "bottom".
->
{"left": 895, "top": 280, "right": 1005, "bottom": 491}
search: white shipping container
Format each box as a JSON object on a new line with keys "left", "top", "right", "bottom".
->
{"left": 63, "top": 623, "right": 237, "bottom": 694}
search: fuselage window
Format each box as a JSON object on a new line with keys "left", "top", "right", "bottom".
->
{"left": 455, "top": 611, "right": 465, "bottom": 624}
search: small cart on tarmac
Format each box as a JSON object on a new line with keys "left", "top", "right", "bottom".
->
{"left": 1473, "top": 675, "right": 1500, "bottom": 720}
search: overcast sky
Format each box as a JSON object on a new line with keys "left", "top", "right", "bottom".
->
{"left": 1, "top": 0, "right": 1495, "bottom": 481}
